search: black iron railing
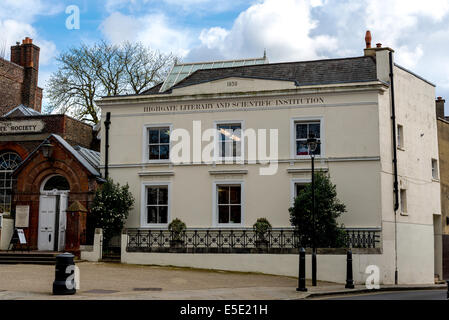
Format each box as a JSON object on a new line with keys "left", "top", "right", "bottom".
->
{"left": 126, "top": 228, "right": 381, "bottom": 254}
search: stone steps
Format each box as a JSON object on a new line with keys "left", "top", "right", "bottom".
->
{"left": 0, "top": 252, "right": 57, "bottom": 265}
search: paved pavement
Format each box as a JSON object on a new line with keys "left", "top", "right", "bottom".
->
{"left": 320, "top": 290, "right": 448, "bottom": 300}
{"left": 0, "top": 262, "right": 326, "bottom": 300}
{"left": 0, "top": 262, "right": 445, "bottom": 300}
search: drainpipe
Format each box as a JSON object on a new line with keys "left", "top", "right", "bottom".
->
{"left": 389, "top": 51, "right": 399, "bottom": 285}
{"left": 104, "top": 112, "right": 111, "bottom": 180}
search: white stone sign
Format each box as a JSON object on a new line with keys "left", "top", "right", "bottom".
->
{"left": 0, "top": 120, "right": 44, "bottom": 134}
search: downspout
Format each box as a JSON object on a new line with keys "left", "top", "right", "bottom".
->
{"left": 389, "top": 51, "right": 399, "bottom": 285}
{"left": 104, "top": 112, "right": 111, "bottom": 180}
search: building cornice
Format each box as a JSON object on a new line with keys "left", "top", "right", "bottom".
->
{"left": 97, "top": 81, "right": 388, "bottom": 108}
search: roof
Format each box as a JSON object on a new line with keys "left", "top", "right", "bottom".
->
{"left": 159, "top": 56, "right": 268, "bottom": 93}
{"left": 3, "top": 104, "right": 41, "bottom": 117}
{"left": 14, "top": 134, "right": 100, "bottom": 177}
{"left": 74, "top": 145, "right": 100, "bottom": 170}
{"left": 166, "top": 56, "right": 377, "bottom": 92}
{"left": 141, "top": 83, "right": 164, "bottom": 95}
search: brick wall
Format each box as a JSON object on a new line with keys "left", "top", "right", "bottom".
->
{"left": 63, "top": 116, "right": 97, "bottom": 150}
{"left": 0, "top": 38, "right": 42, "bottom": 116}
{"left": 0, "top": 58, "right": 24, "bottom": 115}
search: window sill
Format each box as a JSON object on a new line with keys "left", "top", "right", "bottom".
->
{"left": 213, "top": 224, "right": 245, "bottom": 229}
{"left": 140, "top": 224, "right": 169, "bottom": 229}
{"left": 397, "top": 147, "right": 405, "bottom": 151}
{"left": 400, "top": 212, "right": 409, "bottom": 216}
{"left": 432, "top": 178, "right": 440, "bottom": 183}
{"left": 294, "top": 155, "right": 324, "bottom": 160}
{"left": 144, "top": 160, "right": 171, "bottom": 165}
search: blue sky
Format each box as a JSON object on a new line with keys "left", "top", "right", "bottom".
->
{"left": 1, "top": 0, "right": 449, "bottom": 110}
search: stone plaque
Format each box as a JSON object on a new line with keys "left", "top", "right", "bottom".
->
{"left": 15, "top": 205, "right": 29, "bottom": 228}
{"left": 0, "top": 120, "right": 44, "bottom": 134}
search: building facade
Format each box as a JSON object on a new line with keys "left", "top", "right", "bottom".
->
{"left": 99, "top": 35, "right": 441, "bottom": 284}
{"left": 0, "top": 38, "right": 101, "bottom": 252}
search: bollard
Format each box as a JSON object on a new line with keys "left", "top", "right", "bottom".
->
{"left": 296, "top": 247, "right": 307, "bottom": 292}
{"left": 53, "top": 253, "right": 76, "bottom": 295}
{"left": 345, "top": 249, "right": 355, "bottom": 289}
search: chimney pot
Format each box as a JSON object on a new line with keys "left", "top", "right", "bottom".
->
{"left": 438, "top": 97, "right": 443, "bottom": 101}
{"left": 376, "top": 43, "right": 382, "bottom": 48}
{"left": 365, "top": 30, "right": 372, "bottom": 49}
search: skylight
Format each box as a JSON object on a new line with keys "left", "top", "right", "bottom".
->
{"left": 159, "top": 56, "right": 269, "bottom": 93}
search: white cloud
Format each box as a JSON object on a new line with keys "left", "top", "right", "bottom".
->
{"left": 104, "top": 0, "right": 247, "bottom": 14}
{"left": 101, "top": 12, "right": 192, "bottom": 57}
{"left": 0, "top": 0, "right": 60, "bottom": 66}
{"left": 187, "top": 0, "right": 337, "bottom": 62}
{"left": 199, "top": 27, "right": 229, "bottom": 50}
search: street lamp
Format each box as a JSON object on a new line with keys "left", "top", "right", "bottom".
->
{"left": 41, "top": 139, "right": 54, "bottom": 159}
{"left": 307, "top": 133, "right": 320, "bottom": 287}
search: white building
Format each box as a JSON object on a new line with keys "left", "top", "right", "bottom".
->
{"left": 98, "top": 34, "right": 441, "bottom": 285}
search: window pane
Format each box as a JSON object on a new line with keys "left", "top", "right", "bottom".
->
{"left": 160, "top": 128, "right": 170, "bottom": 143}
{"left": 149, "top": 130, "right": 160, "bottom": 144}
{"left": 296, "top": 124, "right": 308, "bottom": 139}
{"left": 149, "top": 145, "right": 160, "bottom": 160}
{"left": 234, "top": 141, "right": 241, "bottom": 157}
{"left": 218, "top": 205, "right": 229, "bottom": 223}
{"left": 159, "top": 206, "right": 168, "bottom": 223}
{"left": 231, "top": 124, "right": 242, "bottom": 131}
{"left": 309, "top": 123, "right": 320, "bottom": 138}
{"left": 160, "top": 145, "right": 169, "bottom": 160}
{"left": 224, "top": 141, "right": 233, "bottom": 158}
{"left": 43, "top": 175, "right": 70, "bottom": 191}
{"left": 296, "top": 184, "right": 307, "bottom": 197}
{"left": 147, "top": 188, "right": 158, "bottom": 205}
{"left": 147, "top": 206, "right": 158, "bottom": 224}
{"left": 158, "top": 187, "right": 168, "bottom": 205}
{"left": 218, "top": 125, "right": 230, "bottom": 141}
{"left": 218, "top": 186, "right": 229, "bottom": 204}
{"left": 230, "top": 206, "right": 241, "bottom": 223}
{"left": 229, "top": 186, "right": 241, "bottom": 204}
{"left": 296, "top": 141, "right": 309, "bottom": 156}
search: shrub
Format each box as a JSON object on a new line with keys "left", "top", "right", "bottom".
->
{"left": 91, "top": 178, "right": 134, "bottom": 246}
{"left": 253, "top": 218, "right": 272, "bottom": 241}
{"left": 168, "top": 218, "right": 187, "bottom": 241}
{"left": 289, "top": 172, "right": 347, "bottom": 248}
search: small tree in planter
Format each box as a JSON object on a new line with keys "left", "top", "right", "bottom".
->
{"left": 253, "top": 218, "right": 272, "bottom": 249}
{"left": 289, "top": 171, "right": 347, "bottom": 248}
{"left": 168, "top": 218, "right": 186, "bottom": 248}
{"left": 91, "top": 178, "right": 134, "bottom": 250}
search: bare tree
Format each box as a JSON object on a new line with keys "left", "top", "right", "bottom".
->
{"left": 46, "top": 41, "right": 176, "bottom": 124}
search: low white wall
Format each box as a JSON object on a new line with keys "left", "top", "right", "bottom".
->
{"left": 0, "top": 218, "right": 14, "bottom": 250}
{"left": 81, "top": 228, "right": 103, "bottom": 262}
{"left": 121, "top": 234, "right": 395, "bottom": 284}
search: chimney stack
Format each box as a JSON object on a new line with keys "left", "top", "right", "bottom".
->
{"left": 365, "top": 31, "right": 372, "bottom": 49}
{"left": 436, "top": 97, "right": 446, "bottom": 120}
{"left": 10, "top": 38, "right": 41, "bottom": 112}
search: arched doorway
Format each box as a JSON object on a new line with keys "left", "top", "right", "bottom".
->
{"left": 38, "top": 175, "right": 70, "bottom": 251}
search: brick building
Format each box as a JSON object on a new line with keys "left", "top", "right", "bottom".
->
{"left": 0, "top": 37, "right": 42, "bottom": 116}
{"left": 0, "top": 38, "right": 102, "bottom": 252}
